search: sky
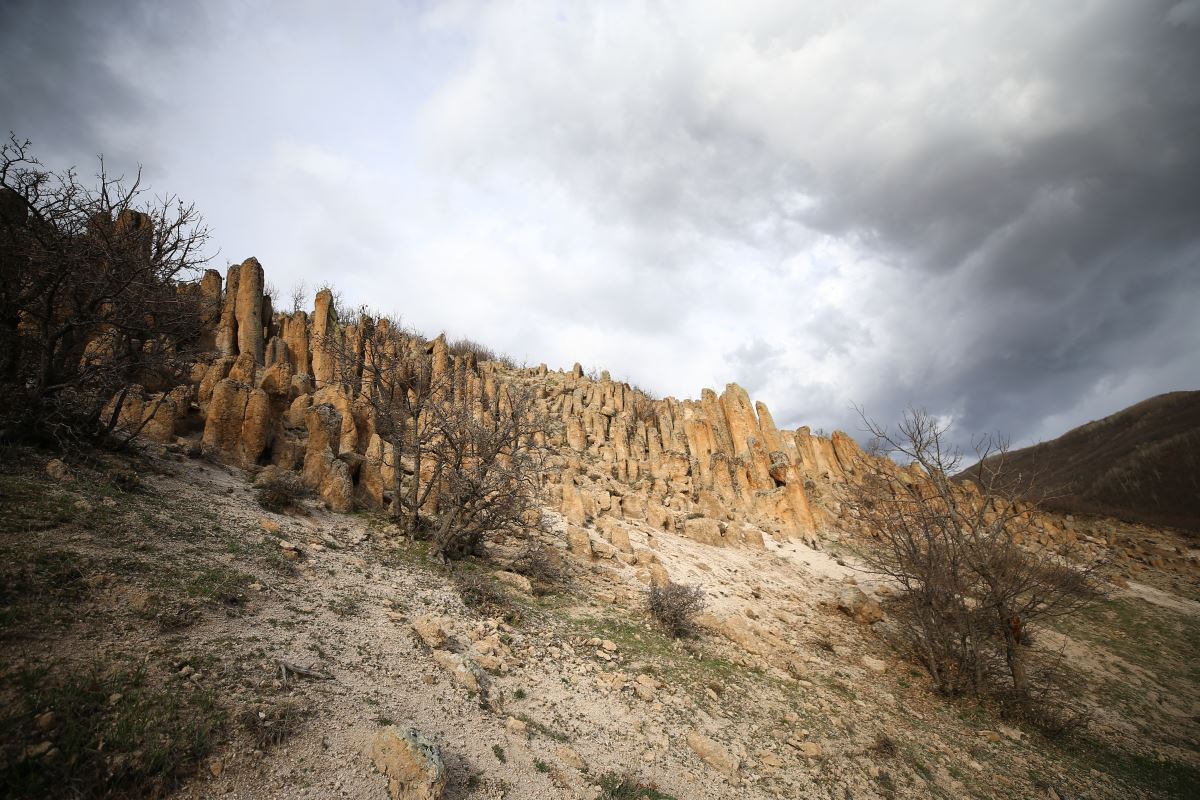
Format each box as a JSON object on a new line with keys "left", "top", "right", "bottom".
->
{"left": 2, "top": 0, "right": 1198, "bottom": 450}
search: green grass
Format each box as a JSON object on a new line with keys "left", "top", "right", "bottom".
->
{"left": 491, "top": 744, "right": 506, "bottom": 763}
{"left": 1059, "top": 597, "right": 1200, "bottom": 676}
{"left": 1055, "top": 735, "right": 1200, "bottom": 799}
{"left": 0, "top": 661, "right": 225, "bottom": 799}
{"left": 569, "top": 614, "right": 746, "bottom": 689}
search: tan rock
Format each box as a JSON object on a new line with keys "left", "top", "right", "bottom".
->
{"left": 215, "top": 263, "right": 240, "bottom": 357}
{"left": 201, "top": 379, "right": 250, "bottom": 462}
{"left": 432, "top": 650, "right": 486, "bottom": 694}
{"left": 45, "top": 459, "right": 72, "bottom": 482}
{"left": 234, "top": 257, "right": 265, "bottom": 364}
{"left": 239, "top": 388, "right": 273, "bottom": 466}
{"left": 686, "top": 731, "right": 739, "bottom": 778}
{"left": 369, "top": 726, "right": 446, "bottom": 800}
{"left": 492, "top": 571, "right": 532, "bottom": 594}
{"left": 310, "top": 288, "right": 336, "bottom": 388}
{"left": 837, "top": 587, "right": 883, "bottom": 625}
{"left": 412, "top": 614, "right": 452, "bottom": 650}
{"left": 556, "top": 745, "right": 587, "bottom": 771}
{"left": 566, "top": 527, "right": 594, "bottom": 561}
{"left": 682, "top": 517, "right": 725, "bottom": 547}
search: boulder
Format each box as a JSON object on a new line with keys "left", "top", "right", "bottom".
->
{"left": 837, "top": 587, "right": 883, "bottom": 625}
{"left": 683, "top": 517, "right": 724, "bottom": 547}
{"left": 45, "top": 459, "right": 72, "bottom": 482}
{"left": 369, "top": 726, "right": 446, "bottom": 800}
{"left": 686, "top": 731, "right": 739, "bottom": 778}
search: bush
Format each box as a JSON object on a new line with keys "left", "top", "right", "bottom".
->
{"left": 850, "top": 406, "right": 1100, "bottom": 704}
{"left": 256, "top": 472, "right": 310, "bottom": 512}
{"left": 648, "top": 581, "right": 706, "bottom": 638}
{"left": 452, "top": 568, "right": 509, "bottom": 614}
{"left": 509, "top": 542, "right": 564, "bottom": 595}
{"left": 446, "top": 336, "right": 516, "bottom": 369}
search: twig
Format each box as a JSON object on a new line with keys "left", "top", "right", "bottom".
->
{"left": 277, "top": 660, "right": 332, "bottom": 688}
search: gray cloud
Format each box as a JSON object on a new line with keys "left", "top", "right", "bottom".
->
{"left": 3, "top": 0, "right": 1197, "bottom": 449}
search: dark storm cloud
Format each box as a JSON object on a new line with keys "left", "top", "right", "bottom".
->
{"left": 426, "top": 0, "right": 1200, "bottom": 446}
{"left": 4, "top": 0, "right": 1197, "bottom": 449}
{"left": 0, "top": 0, "right": 214, "bottom": 172}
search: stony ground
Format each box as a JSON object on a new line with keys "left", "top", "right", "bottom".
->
{"left": 1, "top": 448, "right": 1197, "bottom": 799}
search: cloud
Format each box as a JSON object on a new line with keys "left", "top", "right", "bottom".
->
{"left": 3, "top": 0, "right": 1197, "bottom": 449}
{"left": 418, "top": 0, "right": 1200, "bottom": 445}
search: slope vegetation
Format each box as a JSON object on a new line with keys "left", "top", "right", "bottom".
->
{"left": 961, "top": 392, "right": 1200, "bottom": 534}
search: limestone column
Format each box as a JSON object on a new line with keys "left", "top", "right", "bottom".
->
{"left": 234, "top": 257, "right": 265, "bottom": 364}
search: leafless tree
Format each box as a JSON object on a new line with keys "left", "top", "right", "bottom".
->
{"left": 289, "top": 281, "right": 308, "bottom": 314}
{"left": 0, "top": 135, "right": 211, "bottom": 447}
{"left": 425, "top": 380, "right": 551, "bottom": 558}
{"left": 319, "top": 317, "right": 551, "bottom": 557}
{"left": 850, "top": 406, "right": 1100, "bottom": 704}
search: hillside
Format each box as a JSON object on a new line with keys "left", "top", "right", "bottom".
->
{"left": 2, "top": 445, "right": 1198, "bottom": 799}
{"left": 2, "top": 257, "right": 1199, "bottom": 799}
{"left": 960, "top": 392, "right": 1200, "bottom": 534}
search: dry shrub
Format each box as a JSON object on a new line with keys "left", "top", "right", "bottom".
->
{"left": 240, "top": 699, "right": 312, "bottom": 749}
{"left": 453, "top": 568, "right": 509, "bottom": 614}
{"left": 446, "top": 337, "right": 517, "bottom": 369}
{"left": 256, "top": 472, "right": 310, "bottom": 512}
{"left": 509, "top": 542, "right": 564, "bottom": 595}
{"left": 648, "top": 581, "right": 706, "bottom": 638}
{"left": 629, "top": 393, "right": 658, "bottom": 425}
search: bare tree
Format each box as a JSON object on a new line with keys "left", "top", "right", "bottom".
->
{"left": 289, "top": 280, "right": 308, "bottom": 314}
{"left": 319, "top": 317, "right": 551, "bottom": 557}
{"left": 850, "top": 407, "right": 1100, "bottom": 704}
{"left": 426, "top": 381, "right": 551, "bottom": 558}
{"left": 0, "top": 135, "right": 211, "bottom": 447}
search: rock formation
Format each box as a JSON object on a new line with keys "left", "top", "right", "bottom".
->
{"left": 122, "top": 258, "right": 1136, "bottom": 568}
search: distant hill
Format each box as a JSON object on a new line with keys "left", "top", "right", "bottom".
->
{"left": 959, "top": 391, "right": 1200, "bottom": 534}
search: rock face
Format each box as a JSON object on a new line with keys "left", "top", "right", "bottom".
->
{"left": 369, "top": 726, "right": 446, "bottom": 800}
{"left": 131, "top": 259, "right": 919, "bottom": 555}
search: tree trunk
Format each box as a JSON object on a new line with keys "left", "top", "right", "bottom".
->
{"left": 1003, "top": 616, "right": 1030, "bottom": 699}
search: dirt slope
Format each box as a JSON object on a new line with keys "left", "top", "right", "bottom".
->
{"left": 2, "top": 450, "right": 1198, "bottom": 799}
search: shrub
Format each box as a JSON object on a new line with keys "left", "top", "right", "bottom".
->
{"left": 256, "top": 472, "right": 310, "bottom": 512}
{"left": 509, "top": 542, "right": 564, "bottom": 595}
{"left": 239, "top": 699, "right": 312, "bottom": 749}
{"left": 452, "top": 568, "right": 508, "bottom": 614}
{"left": 850, "top": 406, "right": 1100, "bottom": 705}
{"left": 648, "top": 581, "right": 706, "bottom": 638}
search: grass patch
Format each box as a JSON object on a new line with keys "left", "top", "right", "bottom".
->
{"left": 570, "top": 615, "right": 744, "bottom": 687}
{"left": 1055, "top": 734, "right": 1200, "bottom": 799}
{"left": 0, "top": 661, "right": 224, "bottom": 799}
{"left": 511, "top": 713, "right": 570, "bottom": 743}
{"left": 597, "top": 772, "right": 678, "bottom": 799}
{"left": 491, "top": 744, "right": 506, "bottom": 763}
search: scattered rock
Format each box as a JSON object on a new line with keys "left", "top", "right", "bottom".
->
{"left": 556, "top": 745, "right": 587, "bottom": 771}
{"left": 411, "top": 615, "right": 451, "bottom": 650}
{"left": 862, "top": 655, "right": 887, "bottom": 673}
{"left": 432, "top": 650, "right": 486, "bottom": 694}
